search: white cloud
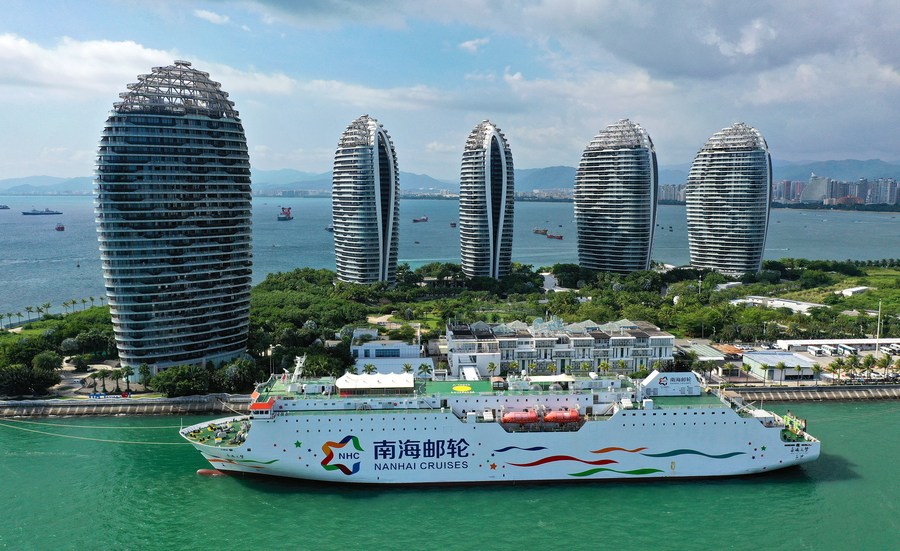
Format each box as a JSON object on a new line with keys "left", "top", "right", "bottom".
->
{"left": 459, "top": 37, "right": 489, "bottom": 54}
{"left": 0, "top": 34, "right": 296, "bottom": 97}
{"left": 193, "top": 9, "right": 230, "bottom": 25}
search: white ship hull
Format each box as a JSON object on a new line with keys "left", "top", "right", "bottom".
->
{"left": 183, "top": 405, "right": 819, "bottom": 484}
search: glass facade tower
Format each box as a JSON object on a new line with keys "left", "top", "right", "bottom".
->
{"left": 686, "top": 123, "right": 772, "bottom": 276}
{"left": 574, "top": 119, "right": 658, "bottom": 273}
{"left": 95, "top": 61, "right": 252, "bottom": 372}
{"left": 332, "top": 115, "right": 400, "bottom": 284}
{"left": 459, "top": 120, "right": 514, "bottom": 279}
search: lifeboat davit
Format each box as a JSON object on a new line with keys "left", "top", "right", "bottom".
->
{"left": 544, "top": 409, "right": 581, "bottom": 423}
{"left": 502, "top": 410, "right": 539, "bottom": 424}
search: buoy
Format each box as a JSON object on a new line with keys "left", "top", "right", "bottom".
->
{"left": 197, "top": 469, "right": 225, "bottom": 477}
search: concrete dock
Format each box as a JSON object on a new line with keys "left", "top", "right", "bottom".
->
{"left": 735, "top": 385, "right": 900, "bottom": 402}
{"left": 0, "top": 394, "right": 250, "bottom": 417}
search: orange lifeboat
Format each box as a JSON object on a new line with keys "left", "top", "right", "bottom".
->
{"left": 502, "top": 410, "right": 539, "bottom": 424}
{"left": 544, "top": 409, "right": 581, "bottom": 423}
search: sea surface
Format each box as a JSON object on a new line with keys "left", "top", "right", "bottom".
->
{"left": 0, "top": 401, "right": 896, "bottom": 550}
{"left": 1, "top": 195, "right": 899, "bottom": 314}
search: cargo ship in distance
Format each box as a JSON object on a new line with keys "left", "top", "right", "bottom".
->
{"left": 181, "top": 362, "right": 819, "bottom": 484}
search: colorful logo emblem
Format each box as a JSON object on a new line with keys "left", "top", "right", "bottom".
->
{"left": 321, "top": 435, "right": 364, "bottom": 475}
{"left": 658, "top": 376, "right": 668, "bottom": 386}
{"left": 452, "top": 385, "right": 472, "bottom": 392}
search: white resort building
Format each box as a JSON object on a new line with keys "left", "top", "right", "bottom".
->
{"left": 686, "top": 123, "right": 772, "bottom": 276}
{"left": 95, "top": 61, "right": 252, "bottom": 373}
{"left": 332, "top": 115, "right": 400, "bottom": 284}
{"left": 459, "top": 120, "right": 515, "bottom": 279}
{"left": 446, "top": 319, "right": 675, "bottom": 379}
{"left": 574, "top": 119, "right": 658, "bottom": 273}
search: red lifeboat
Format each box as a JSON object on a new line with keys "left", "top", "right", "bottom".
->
{"left": 502, "top": 410, "right": 539, "bottom": 424}
{"left": 544, "top": 409, "right": 581, "bottom": 423}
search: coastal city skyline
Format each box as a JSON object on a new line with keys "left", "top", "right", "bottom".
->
{"left": 3, "top": 1, "right": 900, "bottom": 181}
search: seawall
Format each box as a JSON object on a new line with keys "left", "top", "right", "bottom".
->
{"left": 734, "top": 385, "right": 900, "bottom": 402}
{"left": 0, "top": 394, "right": 251, "bottom": 417}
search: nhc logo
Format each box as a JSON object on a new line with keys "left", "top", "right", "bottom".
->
{"left": 321, "top": 435, "right": 364, "bottom": 475}
{"left": 658, "top": 377, "right": 668, "bottom": 386}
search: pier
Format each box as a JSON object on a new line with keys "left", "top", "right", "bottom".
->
{"left": 0, "top": 394, "right": 251, "bottom": 417}
{"left": 734, "top": 385, "right": 900, "bottom": 402}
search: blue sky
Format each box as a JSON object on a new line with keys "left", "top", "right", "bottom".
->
{"left": 2, "top": 1, "right": 900, "bottom": 180}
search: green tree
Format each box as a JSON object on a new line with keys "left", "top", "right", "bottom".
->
{"left": 95, "top": 369, "right": 110, "bottom": 393}
{"left": 487, "top": 361, "right": 497, "bottom": 378}
{"left": 811, "top": 364, "right": 822, "bottom": 387}
{"left": 417, "top": 362, "right": 432, "bottom": 378}
{"left": 138, "top": 363, "right": 152, "bottom": 388}
{"left": 150, "top": 364, "right": 210, "bottom": 397}
{"left": 402, "top": 363, "right": 413, "bottom": 374}
{"left": 363, "top": 363, "right": 377, "bottom": 375}
{"left": 121, "top": 364, "right": 134, "bottom": 393}
{"left": 32, "top": 351, "right": 63, "bottom": 372}
{"left": 828, "top": 357, "right": 845, "bottom": 385}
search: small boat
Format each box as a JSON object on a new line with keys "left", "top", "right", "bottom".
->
{"left": 325, "top": 225, "right": 334, "bottom": 232}
{"left": 277, "top": 207, "right": 293, "bottom": 221}
{"left": 55, "top": 223, "right": 65, "bottom": 231}
{"left": 0, "top": 204, "right": 9, "bottom": 209}
{"left": 412, "top": 215, "right": 428, "bottom": 223}
{"left": 414, "top": 241, "right": 420, "bottom": 244}
{"left": 22, "top": 208, "right": 62, "bottom": 215}
{"left": 533, "top": 228, "right": 548, "bottom": 235}
{"left": 546, "top": 234, "right": 563, "bottom": 240}
{"left": 450, "top": 222, "right": 457, "bottom": 228}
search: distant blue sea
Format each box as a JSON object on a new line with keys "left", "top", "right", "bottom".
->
{"left": 0, "top": 195, "right": 898, "bottom": 314}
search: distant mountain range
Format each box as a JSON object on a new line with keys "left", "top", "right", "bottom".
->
{"left": 3, "top": 159, "right": 900, "bottom": 195}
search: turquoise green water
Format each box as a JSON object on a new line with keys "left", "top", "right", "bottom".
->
{"left": 1, "top": 402, "right": 897, "bottom": 550}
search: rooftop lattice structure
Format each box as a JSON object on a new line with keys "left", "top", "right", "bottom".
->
{"left": 115, "top": 60, "right": 238, "bottom": 119}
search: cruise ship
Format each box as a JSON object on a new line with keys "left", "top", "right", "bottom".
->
{"left": 181, "top": 361, "right": 819, "bottom": 484}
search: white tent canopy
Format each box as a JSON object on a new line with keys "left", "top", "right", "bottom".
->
{"left": 336, "top": 372, "right": 415, "bottom": 390}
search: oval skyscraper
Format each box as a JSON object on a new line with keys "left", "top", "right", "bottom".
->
{"left": 686, "top": 123, "right": 772, "bottom": 276}
{"left": 95, "top": 61, "right": 252, "bottom": 373}
{"left": 574, "top": 119, "right": 658, "bottom": 273}
{"left": 332, "top": 115, "right": 400, "bottom": 284}
{"left": 459, "top": 120, "right": 514, "bottom": 279}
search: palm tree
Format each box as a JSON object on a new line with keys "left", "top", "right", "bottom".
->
{"left": 98, "top": 296, "right": 105, "bottom": 307}
{"left": 15, "top": 312, "right": 22, "bottom": 325}
{"left": 862, "top": 354, "right": 876, "bottom": 379}
{"left": 42, "top": 302, "right": 51, "bottom": 316}
{"left": 402, "top": 363, "right": 413, "bottom": 374}
{"left": 876, "top": 354, "right": 891, "bottom": 379}
{"left": 25, "top": 306, "right": 33, "bottom": 322}
{"left": 34, "top": 305, "right": 44, "bottom": 319}
{"left": 95, "top": 369, "right": 110, "bottom": 393}
{"left": 828, "top": 357, "right": 845, "bottom": 385}
{"left": 112, "top": 369, "right": 123, "bottom": 393}
{"left": 347, "top": 365, "right": 359, "bottom": 375}
{"left": 362, "top": 363, "right": 377, "bottom": 375}
{"left": 508, "top": 360, "right": 519, "bottom": 375}
{"left": 527, "top": 361, "right": 536, "bottom": 376}
{"left": 794, "top": 364, "right": 803, "bottom": 387}
{"left": 4, "top": 313, "right": 12, "bottom": 329}
{"left": 579, "top": 361, "right": 591, "bottom": 374}
{"left": 599, "top": 361, "right": 611, "bottom": 377}
{"left": 81, "top": 298, "right": 88, "bottom": 311}
{"left": 811, "top": 364, "right": 822, "bottom": 387}
{"left": 742, "top": 364, "right": 751, "bottom": 383}
{"left": 121, "top": 365, "right": 134, "bottom": 393}
{"left": 89, "top": 296, "right": 96, "bottom": 308}
{"left": 487, "top": 361, "right": 497, "bottom": 378}
{"left": 417, "top": 362, "right": 432, "bottom": 379}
